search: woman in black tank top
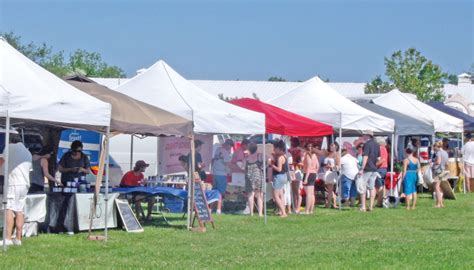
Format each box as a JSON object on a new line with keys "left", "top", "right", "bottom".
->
{"left": 269, "top": 140, "right": 288, "bottom": 218}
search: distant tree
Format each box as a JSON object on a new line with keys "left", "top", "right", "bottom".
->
{"left": 218, "top": 93, "right": 239, "bottom": 101}
{"left": 446, "top": 74, "right": 458, "bottom": 85}
{"left": 365, "top": 48, "right": 447, "bottom": 102}
{"left": 365, "top": 75, "right": 393, "bottom": 94}
{"left": 1, "top": 31, "right": 125, "bottom": 78}
{"left": 268, "top": 76, "right": 286, "bottom": 82}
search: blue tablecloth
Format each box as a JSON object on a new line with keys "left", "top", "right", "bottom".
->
{"left": 112, "top": 187, "right": 220, "bottom": 204}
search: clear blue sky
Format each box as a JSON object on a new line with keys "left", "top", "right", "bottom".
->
{"left": 0, "top": 0, "right": 472, "bottom": 82}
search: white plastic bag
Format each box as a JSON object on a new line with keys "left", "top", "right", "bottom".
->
{"left": 423, "top": 165, "right": 433, "bottom": 185}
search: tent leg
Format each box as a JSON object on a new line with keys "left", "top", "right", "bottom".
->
{"left": 130, "top": 135, "right": 134, "bottom": 171}
{"left": 263, "top": 134, "right": 267, "bottom": 225}
{"left": 187, "top": 134, "right": 196, "bottom": 230}
{"left": 104, "top": 127, "right": 110, "bottom": 241}
{"left": 2, "top": 111, "right": 10, "bottom": 252}
{"left": 461, "top": 131, "right": 466, "bottom": 194}
{"left": 338, "top": 126, "right": 342, "bottom": 211}
{"left": 390, "top": 133, "right": 395, "bottom": 197}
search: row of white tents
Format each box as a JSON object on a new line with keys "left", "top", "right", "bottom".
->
{"left": 0, "top": 36, "right": 465, "bottom": 248}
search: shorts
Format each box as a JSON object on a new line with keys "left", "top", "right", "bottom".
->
{"left": 6, "top": 185, "right": 28, "bottom": 212}
{"left": 212, "top": 175, "right": 228, "bottom": 196}
{"left": 303, "top": 173, "right": 317, "bottom": 186}
{"left": 359, "top": 171, "right": 379, "bottom": 194}
{"left": 272, "top": 174, "right": 288, "bottom": 190}
{"left": 376, "top": 168, "right": 387, "bottom": 188}
{"left": 341, "top": 175, "right": 358, "bottom": 199}
{"left": 465, "top": 163, "right": 474, "bottom": 179}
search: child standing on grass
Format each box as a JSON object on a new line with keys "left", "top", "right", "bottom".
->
{"left": 401, "top": 148, "right": 420, "bottom": 210}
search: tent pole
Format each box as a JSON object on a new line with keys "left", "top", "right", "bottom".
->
{"left": 263, "top": 134, "right": 267, "bottom": 225}
{"left": 338, "top": 124, "right": 342, "bottom": 211}
{"left": 130, "top": 135, "right": 134, "bottom": 171}
{"left": 390, "top": 133, "right": 395, "bottom": 197}
{"left": 104, "top": 127, "right": 110, "bottom": 241}
{"left": 461, "top": 130, "right": 466, "bottom": 194}
{"left": 187, "top": 134, "right": 195, "bottom": 230}
{"left": 2, "top": 110, "right": 10, "bottom": 252}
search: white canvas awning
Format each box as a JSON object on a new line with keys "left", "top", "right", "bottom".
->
{"left": 268, "top": 76, "right": 394, "bottom": 133}
{"left": 0, "top": 37, "right": 111, "bottom": 131}
{"left": 114, "top": 60, "right": 265, "bottom": 135}
{"left": 373, "top": 89, "right": 463, "bottom": 133}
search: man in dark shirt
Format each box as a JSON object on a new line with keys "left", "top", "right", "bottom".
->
{"left": 358, "top": 130, "right": 380, "bottom": 212}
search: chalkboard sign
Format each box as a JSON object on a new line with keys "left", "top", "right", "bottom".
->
{"left": 115, "top": 199, "right": 143, "bottom": 233}
{"left": 193, "top": 182, "right": 214, "bottom": 229}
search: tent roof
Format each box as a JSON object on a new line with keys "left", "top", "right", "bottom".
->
{"left": 0, "top": 38, "right": 111, "bottom": 131}
{"left": 268, "top": 77, "right": 394, "bottom": 133}
{"left": 229, "top": 98, "right": 333, "bottom": 136}
{"left": 64, "top": 75, "right": 193, "bottom": 137}
{"left": 373, "top": 90, "right": 463, "bottom": 133}
{"left": 356, "top": 100, "right": 434, "bottom": 136}
{"left": 427, "top": 101, "right": 474, "bottom": 132}
{"left": 114, "top": 60, "right": 265, "bottom": 135}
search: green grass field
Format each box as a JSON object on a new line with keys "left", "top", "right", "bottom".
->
{"left": 1, "top": 194, "right": 474, "bottom": 269}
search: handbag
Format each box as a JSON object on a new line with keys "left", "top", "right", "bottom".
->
{"left": 423, "top": 165, "right": 434, "bottom": 185}
{"left": 294, "top": 169, "right": 303, "bottom": 181}
{"left": 432, "top": 165, "right": 443, "bottom": 176}
{"left": 323, "top": 170, "right": 337, "bottom": 184}
{"left": 417, "top": 170, "right": 424, "bottom": 186}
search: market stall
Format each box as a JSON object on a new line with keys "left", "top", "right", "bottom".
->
{"left": 0, "top": 38, "right": 112, "bottom": 250}
{"left": 113, "top": 60, "right": 266, "bottom": 226}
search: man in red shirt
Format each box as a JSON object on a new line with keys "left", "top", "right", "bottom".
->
{"left": 120, "top": 160, "right": 154, "bottom": 221}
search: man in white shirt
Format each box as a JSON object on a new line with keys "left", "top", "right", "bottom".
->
{"left": 462, "top": 133, "right": 474, "bottom": 193}
{"left": 211, "top": 139, "right": 233, "bottom": 214}
{"left": 0, "top": 134, "right": 32, "bottom": 246}
{"left": 340, "top": 147, "right": 359, "bottom": 207}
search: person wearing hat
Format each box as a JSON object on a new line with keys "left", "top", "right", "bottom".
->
{"left": 211, "top": 139, "right": 234, "bottom": 214}
{"left": 120, "top": 160, "right": 154, "bottom": 221}
{"left": 29, "top": 145, "right": 58, "bottom": 193}
{"left": 358, "top": 130, "right": 380, "bottom": 212}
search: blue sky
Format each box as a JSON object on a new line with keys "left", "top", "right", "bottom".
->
{"left": 0, "top": 0, "right": 472, "bottom": 82}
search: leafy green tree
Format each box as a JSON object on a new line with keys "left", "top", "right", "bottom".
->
{"left": 446, "top": 74, "right": 458, "bottom": 85}
{"left": 1, "top": 31, "right": 125, "bottom": 78}
{"left": 364, "top": 75, "right": 393, "bottom": 94}
{"left": 366, "top": 48, "right": 447, "bottom": 101}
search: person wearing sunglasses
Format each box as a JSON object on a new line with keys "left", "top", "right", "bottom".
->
{"left": 58, "top": 140, "right": 91, "bottom": 186}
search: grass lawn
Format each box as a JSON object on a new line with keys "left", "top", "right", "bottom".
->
{"left": 1, "top": 193, "right": 474, "bottom": 269}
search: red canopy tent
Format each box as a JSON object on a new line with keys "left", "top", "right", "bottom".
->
{"left": 229, "top": 98, "right": 333, "bottom": 136}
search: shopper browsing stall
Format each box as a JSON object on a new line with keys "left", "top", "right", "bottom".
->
{"left": 340, "top": 147, "right": 359, "bottom": 207}
{"left": 211, "top": 139, "right": 233, "bottom": 214}
{"left": 0, "top": 134, "right": 32, "bottom": 246}
{"left": 358, "top": 130, "right": 380, "bottom": 212}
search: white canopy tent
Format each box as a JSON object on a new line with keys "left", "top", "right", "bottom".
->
{"left": 0, "top": 37, "right": 112, "bottom": 250}
{"left": 114, "top": 60, "right": 267, "bottom": 226}
{"left": 373, "top": 89, "right": 463, "bottom": 133}
{"left": 268, "top": 76, "right": 395, "bottom": 133}
{"left": 114, "top": 60, "right": 265, "bottom": 135}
